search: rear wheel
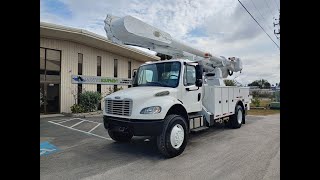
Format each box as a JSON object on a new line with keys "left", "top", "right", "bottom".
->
{"left": 157, "top": 114, "right": 188, "bottom": 158}
{"left": 108, "top": 129, "right": 133, "bottom": 142}
{"left": 227, "top": 105, "right": 244, "bottom": 129}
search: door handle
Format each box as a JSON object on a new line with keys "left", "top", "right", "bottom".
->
{"left": 186, "top": 87, "right": 199, "bottom": 91}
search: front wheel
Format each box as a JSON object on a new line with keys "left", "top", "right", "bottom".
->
{"left": 227, "top": 105, "right": 245, "bottom": 129}
{"left": 156, "top": 114, "right": 188, "bottom": 158}
{"left": 108, "top": 129, "right": 133, "bottom": 142}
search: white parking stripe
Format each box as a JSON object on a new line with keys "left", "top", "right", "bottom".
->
{"left": 73, "top": 118, "right": 101, "bottom": 124}
{"left": 49, "top": 118, "right": 72, "bottom": 123}
{"left": 56, "top": 118, "right": 78, "bottom": 124}
{"left": 70, "top": 120, "right": 85, "bottom": 128}
{"left": 48, "top": 121, "right": 112, "bottom": 141}
{"left": 87, "top": 123, "right": 102, "bottom": 133}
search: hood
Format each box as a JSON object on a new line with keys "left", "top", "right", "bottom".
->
{"left": 105, "top": 86, "right": 177, "bottom": 100}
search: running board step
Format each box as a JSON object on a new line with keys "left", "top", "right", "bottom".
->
{"left": 190, "top": 126, "right": 209, "bottom": 133}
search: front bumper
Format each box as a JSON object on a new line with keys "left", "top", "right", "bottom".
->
{"left": 103, "top": 115, "right": 164, "bottom": 136}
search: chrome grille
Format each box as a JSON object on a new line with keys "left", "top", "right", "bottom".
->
{"left": 105, "top": 98, "right": 132, "bottom": 116}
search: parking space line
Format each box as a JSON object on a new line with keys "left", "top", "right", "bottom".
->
{"left": 48, "top": 121, "right": 112, "bottom": 141}
{"left": 73, "top": 118, "right": 101, "bottom": 124}
{"left": 56, "top": 118, "right": 78, "bottom": 124}
{"left": 48, "top": 118, "right": 74, "bottom": 123}
{"left": 70, "top": 120, "right": 85, "bottom": 128}
{"left": 87, "top": 123, "right": 102, "bottom": 133}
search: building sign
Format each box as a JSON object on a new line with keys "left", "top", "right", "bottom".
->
{"left": 71, "top": 75, "right": 132, "bottom": 85}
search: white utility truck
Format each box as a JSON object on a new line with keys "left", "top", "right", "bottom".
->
{"left": 103, "top": 14, "right": 251, "bottom": 158}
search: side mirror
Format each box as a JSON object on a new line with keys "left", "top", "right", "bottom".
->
{"left": 132, "top": 69, "right": 137, "bottom": 78}
{"left": 196, "top": 79, "right": 203, "bottom": 87}
{"left": 195, "top": 64, "right": 203, "bottom": 87}
{"left": 132, "top": 69, "right": 137, "bottom": 87}
{"left": 195, "top": 64, "right": 203, "bottom": 80}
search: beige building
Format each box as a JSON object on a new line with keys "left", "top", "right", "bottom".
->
{"left": 40, "top": 22, "right": 159, "bottom": 114}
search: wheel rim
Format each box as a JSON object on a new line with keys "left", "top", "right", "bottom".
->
{"left": 237, "top": 109, "right": 243, "bottom": 124}
{"left": 170, "top": 124, "right": 185, "bottom": 149}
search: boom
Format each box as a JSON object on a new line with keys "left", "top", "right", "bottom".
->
{"left": 104, "top": 14, "right": 243, "bottom": 78}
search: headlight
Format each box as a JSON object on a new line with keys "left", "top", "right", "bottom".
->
{"left": 140, "top": 106, "right": 162, "bottom": 114}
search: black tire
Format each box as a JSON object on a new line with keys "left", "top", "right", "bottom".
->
{"left": 108, "top": 129, "right": 133, "bottom": 142}
{"left": 227, "top": 105, "right": 244, "bottom": 129}
{"left": 156, "top": 114, "right": 188, "bottom": 158}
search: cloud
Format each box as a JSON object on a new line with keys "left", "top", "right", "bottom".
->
{"left": 40, "top": 0, "right": 280, "bottom": 85}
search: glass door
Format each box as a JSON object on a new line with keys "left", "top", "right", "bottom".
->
{"left": 46, "top": 83, "right": 60, "bottom": 113}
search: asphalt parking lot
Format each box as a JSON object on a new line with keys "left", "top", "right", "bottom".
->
{"left": 40, "top": 114, "right": 280, "bottom": 180}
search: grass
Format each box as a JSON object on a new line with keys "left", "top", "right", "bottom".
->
{"left": 248, "top": 109, "right": 280, "bottom": 116}
{"left": 249, "top": 98, "right": 280, "bottom": 115}
{"left": 259, "top": 99, "right": 272, "bottom": 107}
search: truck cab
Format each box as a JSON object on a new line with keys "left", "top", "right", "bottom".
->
{"left": 103, "top": 59, "right": 201, "bottom": 132}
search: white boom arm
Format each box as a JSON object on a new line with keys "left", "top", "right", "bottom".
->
{"left": 104, "top": 14, "right": 243, "bottom": 78}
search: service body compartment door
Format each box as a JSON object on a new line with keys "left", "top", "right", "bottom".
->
{"left": 222, "top": 87, "right": 229, "bottom": 115}
{"left": 228, "top": 88, "right": 235, "bottom": 114}
{"left": 214, "top": 87, "right": 222, "bottom": 118}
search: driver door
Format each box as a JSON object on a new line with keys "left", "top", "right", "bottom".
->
{"left": 180, "top": 64, "right": 202, "bottom": 113}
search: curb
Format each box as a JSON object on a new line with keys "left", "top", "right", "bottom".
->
{"left": 40, "top": 111, "right": 103, "bottom": 119}
{"left": 64, "top": 111, "right": 103, "bottom": 118}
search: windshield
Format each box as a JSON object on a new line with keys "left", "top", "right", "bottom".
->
{"left": 133, "top": 61, "right": 181, "bottom": 88}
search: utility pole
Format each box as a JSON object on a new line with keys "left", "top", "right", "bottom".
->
{"left": 273, "top": 10, "right": 280, "bottom": 40}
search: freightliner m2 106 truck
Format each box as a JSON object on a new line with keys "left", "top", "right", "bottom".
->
{"left": 102, "top": 15, "right": 251, "bottom": 158}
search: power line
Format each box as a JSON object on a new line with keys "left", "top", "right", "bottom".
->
{"left": 238, "top": 0, "right": 280, "bottom": 49}
{"left": 273, "top": 0, "right": 280, "bottom": 10}
{"left": 263, "top": 0, "right": 276, "bottom": 16}
{"left": 249, "top": 0, "right": 274, "bottom": 33}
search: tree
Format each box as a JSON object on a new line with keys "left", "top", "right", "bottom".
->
{"left": 224, "top": 79, "right": 236, "bottom": 86}
{"left": 264, "top": 82, "right": 271, "bottom": 89}
{"left": 248, "top": 79, "right": 271, "bottom": 89}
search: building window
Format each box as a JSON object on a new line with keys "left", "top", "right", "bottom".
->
{"left": 128, "top": 61, "right": 132, "bottom": 88}
{"left": 97, "top": 56, "right": 101, "bottom": 76}
{"left": 40, "top": 48, "right": 45, "bottom": 81}
{"left": 78, "top": 53, "right": 83, "bottom": 75}
{"left": 97, "top": 84, "right": 101, "bottom": 110}
{"left": 114, "top": 59, "right": 118, "bottom": 77}
{"left": 128, "top": 61, "right": 131, "bottom": 78}
{"left": 40, "top": 48, "right": 61, "bottom": 82}
{"left": 78, "top": 84, "right": 82, "bottom": 104}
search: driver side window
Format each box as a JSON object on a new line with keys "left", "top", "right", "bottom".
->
{"left": 184, "top": 65, "right": 196, "bottom": 86}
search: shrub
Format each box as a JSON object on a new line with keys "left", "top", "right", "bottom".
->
{"left": 79, "top": 91, "right": 102, "bottom": 112}
{"left": 40, "top": 88, "right": 44, "bottom": 107}
{"left": 70, "top": 104, "right": 84, "bottom": 113}
{"left": 108, "top": 86, "right": 124, "bottom": 95}
{"left": 251, "top": 98, "right": 261, "bottom": 107}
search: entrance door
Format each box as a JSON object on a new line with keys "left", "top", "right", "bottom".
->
{"left": 40, "top": 83, "right": 60, "bottom": 114}
{"left": 46, "top": 83, "right": 60, "bottom": 113}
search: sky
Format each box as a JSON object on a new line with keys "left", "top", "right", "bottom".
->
{"left": 40, "top": 0, "right": 280, "bottom": 86}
